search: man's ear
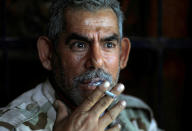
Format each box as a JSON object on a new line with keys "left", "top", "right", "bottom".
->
{"left": 120, "top": 37, "right": 131, "bottom": 69}
{"left": 37, "top": 36, "right": 53, "bottom": 71}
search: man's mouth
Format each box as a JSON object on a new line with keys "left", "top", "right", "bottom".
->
{"left": 79, "top": 78, "right": 104, "bottom": 90}
{"left": 88, "top": 80, "right": 104, "bottom": 87}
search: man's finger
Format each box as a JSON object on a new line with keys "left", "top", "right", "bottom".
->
{"left": 54, "top": 100, "right": 68, "bottom": 122}
{"left": 78, "top": 81, "right": 110, "bottom": 111}
{"left": 106, "top": 124, "right": 121, "bottom": 131}
{"left": 90, "top": 84, "right": 125, "bottom": 117}
{"left": 99, "top": 100, "right": 126, "bottom": 127}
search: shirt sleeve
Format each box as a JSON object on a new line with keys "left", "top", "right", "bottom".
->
{"left": 118, "top": 108, "right": 162, "bottom": 131}
{"left": 0, "top": 126, "right": 10, "bottom": 131}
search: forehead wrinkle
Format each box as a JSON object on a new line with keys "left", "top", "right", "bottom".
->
{"left": 84, "top": 18, "right": 115, "bottom": 27}
{"left": 80, "top": 31, "right": 117, "bottom": 44}
{"left": 66, "top": 9, "right": 118, "bottom": 32}
{"left": 65, "top": 9, "right": 119, "bottom": 43}
{"left": 76, "top": 31, "right": 101, "bottom": 44}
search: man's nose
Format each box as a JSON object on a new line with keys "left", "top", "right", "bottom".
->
{"left": 85, "top": 43, "right": 104, "bottom": 69}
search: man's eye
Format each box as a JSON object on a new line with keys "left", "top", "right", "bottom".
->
{"left": 104, "top": 42, "right": 116, "bottom": 48}
{"left": 70, "top": 41, "right": 87, "bottom": 51}
{"left": 74, "top": 42, "right": 85, "bottom": 48}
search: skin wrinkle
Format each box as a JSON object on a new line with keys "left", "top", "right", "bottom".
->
{"left": 48, "top": 0, "right": 124, "bottom": 45}
{"left": 36, "top": 4, "right": 131, "bottom": 130}
{"left": 84, "top": 17, "right": 113, "bottom": 27}
{"left": 50, "top": 9, "right": 123, "bottom": 106}
{"left": 66, "top": 8, "right": 119, "bottom": 36}
{"left": 65, "top": 33, "right": 120, "bottom": 47}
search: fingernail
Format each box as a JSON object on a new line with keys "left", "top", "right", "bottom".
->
{"left": 118, "top": 124, "right": 121, "bottom": 129}
{"left": 54, "top": 100, "right": 58, "bottom": 109}
{"left": 121, "top": 100, "right": 126, "bottom": 107}
{"left": 117, "top": 84, "right": 124, "bottom": 92}
{"left": 103, "top": 81, "right": 110, "bottom": 89}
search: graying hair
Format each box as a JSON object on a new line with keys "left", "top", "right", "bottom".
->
{"left": 48, "top": 0, "right": 124, "bottom": 46}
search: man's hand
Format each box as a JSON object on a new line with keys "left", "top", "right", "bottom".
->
{"left": 53, "top": 82, "right": 126, "bottom": 131}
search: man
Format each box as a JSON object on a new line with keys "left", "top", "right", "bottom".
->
{"left": 0, "top": 0, "right": 161, "bottom": 130}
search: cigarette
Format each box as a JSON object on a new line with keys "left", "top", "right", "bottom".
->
{"left": 88, "top": 80, "right": 117, "bottom": 99}
{"left": 105, "top": 90, "right": 117, "bottom": 99}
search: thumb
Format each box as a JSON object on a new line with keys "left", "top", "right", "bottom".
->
{"left": 54, "top": 99, "right": 68, "bottom": 122}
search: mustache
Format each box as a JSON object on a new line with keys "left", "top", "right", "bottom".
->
{"left": 73, "top": 69, "right": 113, "bottom": 84}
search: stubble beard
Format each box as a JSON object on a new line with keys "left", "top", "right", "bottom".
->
{"left": 51, "top": 54, "right": 121, "bottom": 106}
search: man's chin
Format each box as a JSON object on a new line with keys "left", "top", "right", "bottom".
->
{"left": 70, "top": 87, "right": 95, "bottom": 106}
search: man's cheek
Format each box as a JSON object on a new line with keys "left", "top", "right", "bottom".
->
{"left": 106, "top": 56, "right": 119, "bottom": 71}
{"left": 104, "top": 54, "right": 119, "bottom": 65}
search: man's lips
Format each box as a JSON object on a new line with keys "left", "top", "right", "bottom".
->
{"left": 79, "top": 78, "right": 104, "bottom": 91}
{"left": 81, "top": 78, "right": 101, "bottom": 84}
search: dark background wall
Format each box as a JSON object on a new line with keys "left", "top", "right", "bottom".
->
{"left": 0, "top": 0, "right": 191, "bottom": 131}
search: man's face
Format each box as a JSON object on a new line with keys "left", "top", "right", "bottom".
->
{"left": 52, "top": 8, "right": 122, "bottom": 105}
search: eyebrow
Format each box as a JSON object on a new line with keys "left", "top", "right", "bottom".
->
{"left": 65, "top": 33, "right": 120, "bottom": 45}
{"left": 65, "top": 33, "right": 92, "bottom": 44}
{"left": 101, "top": 34, "right": 120, "bottom": 43}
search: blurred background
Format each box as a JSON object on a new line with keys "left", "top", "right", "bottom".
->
{"left": 0, "top": 0, "right": 191, "bottom": 130}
